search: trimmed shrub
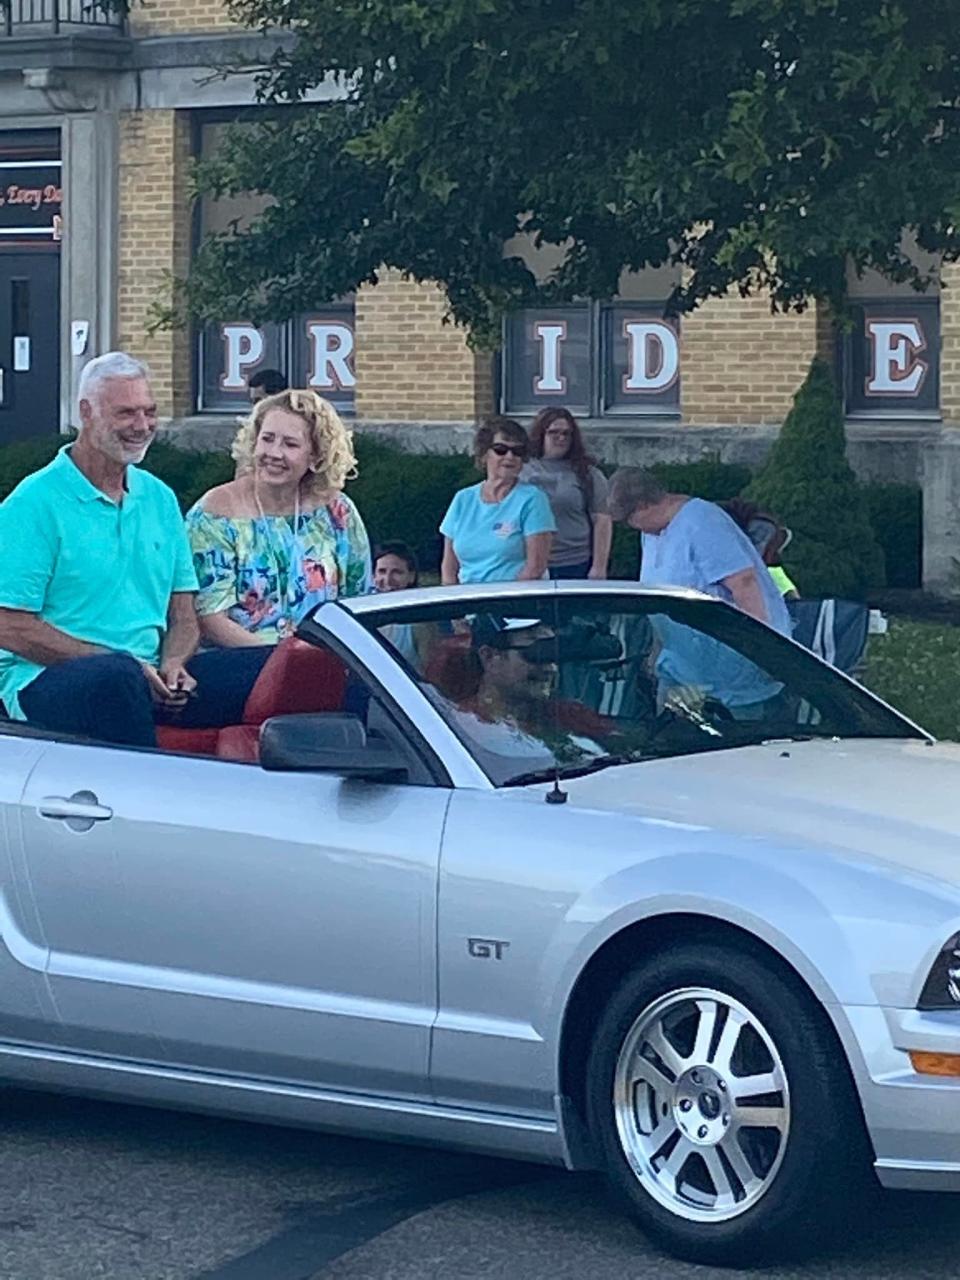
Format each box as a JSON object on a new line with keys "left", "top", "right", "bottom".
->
{"left": 141, "top": 441, "right": 234, "bottom": 512}
{"left": 349, "top": 436, "right": 474, "bottom": 572}
{"left": 0, "top": 434, "right": 69, "bottom": 501}
{"left": 862, "top": 482, "right": 922, "bottom": 590}
{"left": 651, "top": 456, "right": 752, "bottom": 503}
{"left": 0, "top": 434, "right": 236, "bottom": 514}
{"left": 746, "top": 360, "right": 885, "bottom": 599}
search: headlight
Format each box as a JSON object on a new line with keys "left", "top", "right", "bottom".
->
{"left": 918, "top": 934, "right": 960, "bottom": 1010}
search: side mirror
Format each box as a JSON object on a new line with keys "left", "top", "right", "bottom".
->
{"left": 259, "top": 713, "right": 408, "bottom": 781}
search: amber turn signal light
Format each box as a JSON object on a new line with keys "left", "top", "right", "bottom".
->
{"left": 909, "top": 1051, "right": 960, "bottom": 1077}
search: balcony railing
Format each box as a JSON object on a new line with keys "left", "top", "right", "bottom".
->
{"left": 2, "top": 0, "right": 126, "bottom": 35}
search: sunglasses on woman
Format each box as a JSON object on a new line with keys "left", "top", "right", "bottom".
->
{"left": 490, "top": 442, "right": 527, "bottom": 458}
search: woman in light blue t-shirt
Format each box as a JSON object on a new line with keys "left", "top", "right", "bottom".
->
{"left": 440, "top": 418, "right": 555, "bottom": 584}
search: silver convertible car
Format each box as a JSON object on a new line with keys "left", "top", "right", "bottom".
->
{"left": 1, "top": 580, "right": 959, "bottom": 1264}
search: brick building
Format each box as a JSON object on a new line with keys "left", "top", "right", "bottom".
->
{"left": 0, "top": 1, "right": 958, "bottom": 588}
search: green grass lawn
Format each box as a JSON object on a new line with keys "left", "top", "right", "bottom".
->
{"left": 863, "top": 619, "right": 960, "bottom": 741}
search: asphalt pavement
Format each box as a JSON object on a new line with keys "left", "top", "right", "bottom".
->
{"left": 0, "top": 1086, "right": 955, "bottom": 1280}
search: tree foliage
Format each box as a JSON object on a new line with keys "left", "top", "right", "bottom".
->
{"left": 746, "top": 358, "right": 884, "bottom": 598}
{"left": 177, "top": 0, "right": 960, "bottom": 345}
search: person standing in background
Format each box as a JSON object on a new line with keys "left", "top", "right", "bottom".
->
{"left": 440, "top": 418, "right": 554, "bottom": 584}
{"left": 608, "top": 468, "right": 791, "bottom": 633}
{"left": 523, "top": 408, "right": 612, "bottom": 579}
{"left": 248, "top": 368, "right": 288, "bottom": 403}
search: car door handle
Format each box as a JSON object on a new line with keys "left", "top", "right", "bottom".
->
{"left": 38, "top": 791, "right": 113, "bottom": 831}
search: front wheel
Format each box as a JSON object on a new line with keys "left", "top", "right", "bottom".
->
{"left": 585, "top": 942, "right": 871, "bottom": 1264}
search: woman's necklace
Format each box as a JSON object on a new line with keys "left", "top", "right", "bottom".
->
{"left": 254, "top": 482, "right": 302, "bottom": 639}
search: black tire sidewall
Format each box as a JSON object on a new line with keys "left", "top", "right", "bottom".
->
{"left": 585, "top": 941, "right": 865, "bottom": 1264}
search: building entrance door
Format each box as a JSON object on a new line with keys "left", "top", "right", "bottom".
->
{"left": 0, "top": 252, "right": 60, "bottom": 443}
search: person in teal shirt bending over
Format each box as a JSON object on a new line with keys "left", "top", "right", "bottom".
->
{"left": 440, "top": 418, "right": 555, "bottom": 584}
{"left": 0, "top": 351, "right": 270, "bottom": 748}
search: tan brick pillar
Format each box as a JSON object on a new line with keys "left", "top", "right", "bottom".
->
{"left": 939, "top": 260, "right": 960, "bottom": 425}
{"left": 354, "top": 270, "right": 495, "bottom": 423}
{"left": 681, "top": 291, "right": 818, "bottom": 425}
{"left": 117, "top": 110, "right": 193, "bottom": 419}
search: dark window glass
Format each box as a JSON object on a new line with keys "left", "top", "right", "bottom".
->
{"left": 845, "top": 298, "right": 940, "bottom": 416}
{"left": 290, "top": 307, "right": 356, "bottom": 413}
{"left": 348, "top": 592, "right": 921, "bottom": 787}
{"left": 502, "top": 306, "right": 592, "bottom": 416}
{"left": 199, "top": 320, "right": 285, "bottom": 413}
{"left": 602, "top": 303, "right": 681, "bottom": 415}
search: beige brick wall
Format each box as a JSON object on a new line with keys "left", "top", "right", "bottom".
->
{"left": 939, "top": 260, "right": 960, "bottom": 424}
{"left": 117, "top": 110, "right": 194, "bottom": 418}
{"left": 129, "top": 0, "right": 235, "bottom": 37}
{"left": 682, "top": 291, "right": 817, "bottom": 425}
{"left": 355, "top": 270, "right": 495, "bottom": 422}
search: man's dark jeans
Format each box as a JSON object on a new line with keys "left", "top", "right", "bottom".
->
{"left": 19, "top": 648, "right": 273, "bottom": 748}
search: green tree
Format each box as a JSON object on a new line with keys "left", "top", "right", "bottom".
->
{"left": 173, "top": 0, "right": 960, "bottom": 344}
{"left": 747, "top": 359, "right": 884, "bottom": 598}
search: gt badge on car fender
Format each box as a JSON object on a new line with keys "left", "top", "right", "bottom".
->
{"left": 467, "top": 937, "right": 509, "bottom": 959}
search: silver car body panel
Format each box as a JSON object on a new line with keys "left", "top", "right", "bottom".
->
{"left": 15, "top": 740, "right": 448, "bottom": 1098}
{"left": 0, "top": 583, "right": 958, "bottom": 1192}
{"left": 0, "top": 1039, "right": 566, "bottom": 1166}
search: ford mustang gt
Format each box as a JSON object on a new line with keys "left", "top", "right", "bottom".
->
{"left": 0, "top": 580, "right": 958, "bottom": 1264}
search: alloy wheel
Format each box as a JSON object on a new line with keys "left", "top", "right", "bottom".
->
{"left": 612, "top": 986, "right": 791, "bottom": 1223}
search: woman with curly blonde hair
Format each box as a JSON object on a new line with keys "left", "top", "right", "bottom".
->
{"left": 186, "top": 389, "right": 371, "bottom": 647}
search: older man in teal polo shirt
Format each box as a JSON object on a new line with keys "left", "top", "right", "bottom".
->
{"left": 0, "top": 351, "right": 269, "bottom": 747}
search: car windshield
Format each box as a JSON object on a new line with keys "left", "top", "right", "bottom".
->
{"left": 353, "top": 591, "right": 923, "bottom": 787}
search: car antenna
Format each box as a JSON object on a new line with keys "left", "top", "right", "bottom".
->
{"left": 545, "top": 608, "right": 567, "bottom": 804}
{"left": 546, "top": 769, "right": 568, "bottom": 805}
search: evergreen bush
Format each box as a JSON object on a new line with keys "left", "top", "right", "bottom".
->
{"left": 0, "top": 434, "right": 69, "bottom": 501}
{"left": 862, "top": 482, "right": 922, "bottom": 589}
{"left": 141, "top": 441, "right": 234, "bottom": 512}
{"left": 350, "top": 436, "right": 474, "bottom": 572}
{"left": 651, "top": 456, "right": 752, "bottom": 503}
{"left": 746, "top": 359, "right": 885, "bottom": 599}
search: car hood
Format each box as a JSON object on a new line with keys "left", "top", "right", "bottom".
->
{"left": 553, "top": 737, "right": 960, "bottom": 882}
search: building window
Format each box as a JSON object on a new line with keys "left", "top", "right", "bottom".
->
{"left": 501, "top": 302, "right": 681, "bottom": 418}
{"left": 842, "top": 298, "right": 940, "bottom": 417}
{"left": 843, "top": 238, "right": 940, "bottom": 418}
{"left": 197, "top": 307, "right": 356, "bottom": 414}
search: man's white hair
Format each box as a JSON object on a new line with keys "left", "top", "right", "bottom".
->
{"left": 77, "top": 351, "right": 151, "bottom": 412}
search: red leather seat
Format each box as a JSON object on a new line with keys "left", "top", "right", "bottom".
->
{"left": 423, "top": 633, "right": 481, "bottom": 702}
{"left": 216, "top": 639, "right": 349, "bottom": 762}
{"left": 156, "top": 639, "right": 349, "bottom": 762}
{"left": 154, "top": 726, "right": 221, "bottom": 756}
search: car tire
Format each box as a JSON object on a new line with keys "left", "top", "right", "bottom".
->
{"left": 584, "top": 939, "right": 873, "bottom": 1265}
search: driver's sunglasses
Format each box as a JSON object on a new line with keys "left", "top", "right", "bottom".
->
{"left": 501, "top": 641, "right": 556, "bottom": 664}
{"left": 490, "top": 442, "right": 527, "bottom": 458}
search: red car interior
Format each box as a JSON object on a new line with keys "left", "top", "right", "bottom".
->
{"left": 156, "top": 638, "right": 349, "bottom": 762}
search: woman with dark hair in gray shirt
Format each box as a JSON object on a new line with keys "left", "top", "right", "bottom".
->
{"left": 523, "top": 408, "right": 612, "bottom": 580}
